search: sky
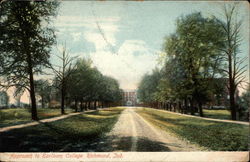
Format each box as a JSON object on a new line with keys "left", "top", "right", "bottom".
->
{"left": 9, "top": 1, "right": 250, "bottom": 104}
{"left": 51, "top": 1, "right": 249, "bottom": 89}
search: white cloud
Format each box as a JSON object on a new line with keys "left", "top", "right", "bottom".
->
{"left": 89, "top": 40, "right": 158, "bottom": 90}
{"left": 84, "top": 30, "right": 116, "bottom": 51}
{"left": 55, "top": 15, "right": 158, "bottom": 90}
{"left": 55, "top": 15, "right": 119, "bottom": 51}
{"left": 84, "top": 32, "right": 107, "bottom": 51}
{"left": 71, "top": 32, "right": 82, "bottom": 42}
{"left": 83, "top": 19, "right": 119, "bottom": 51}
{"left": 118, "top": 40, "right": 149, "bottom": 56}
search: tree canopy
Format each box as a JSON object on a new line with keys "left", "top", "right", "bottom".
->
{"left": 0, "top": 1, "right": 59, "bottom": 120}
{"left": 66, "top": 58, "right": 122, "bottom": 112}
{"left": 138, "top": 12, "right": 234, "bottom": 116}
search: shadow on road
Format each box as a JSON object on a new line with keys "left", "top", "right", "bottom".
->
{"left": 1, "top": 131, "right": 171, "bottom": 152}
{"left": 96, "top": 136, "right": 171, "bottom": 152}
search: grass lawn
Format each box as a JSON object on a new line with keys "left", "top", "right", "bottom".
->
{"left": 0, "top": 108, "right": 74, "bottom": 128}
{"left": 136, "top": 108, "right": 249, "bottom": 151}
{"left": 0, "top": 107, "right": 124, "bottom": 152}
{"left": 202, "top": 109, "right": 231, "bottom": 120}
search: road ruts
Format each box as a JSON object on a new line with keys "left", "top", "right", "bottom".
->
{"left": 98, "top": 107, "right": 203, "bottom": 152}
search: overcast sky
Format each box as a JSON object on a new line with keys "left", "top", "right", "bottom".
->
{"left": 12, "top": 1, "right": 249, "bottom": 103}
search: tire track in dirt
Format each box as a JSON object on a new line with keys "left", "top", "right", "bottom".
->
{"left": 99, "top": 107, "right": 203, "bottom": 151}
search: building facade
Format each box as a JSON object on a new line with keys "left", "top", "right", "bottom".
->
{"left": 122, "top": 89, "right": 137, "bottom": 106}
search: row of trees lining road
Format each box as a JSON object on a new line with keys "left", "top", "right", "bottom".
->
{"left": 0, "top": 1, "right": 123, "bottom": 120}
{"left": 67, "top": 58, "right": 122, "bottom": 112}
{"left": 33, "top": 56, "right": 123, "bottom": 114}
{"left": 137, "top": 4, "right": 248, "bottom": 121}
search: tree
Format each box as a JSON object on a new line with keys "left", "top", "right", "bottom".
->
{"left": 160, "top": 35, "right": 190, "bottom": 113}
{"left": 50, "top": 44, "right": 77, "bottom": 114}
{"left": 67, "top": 58, "right": 93, "bottom": 112}
{"left": 217, "top": 4, "right": 247, "bottom": 120}
{"left": 0, "top": 1, "right": 59, "bottom": 120}
{"left": 67, "top": 58, "right": 122, "bottom": 111}
{"left": 137, "top": 69, "right": 161, "bottom": 107}
{"left": 86, "top": 68, "right": 103, "bottom": 109}
{"left": 162, "top": 13, "right": 225, "bottom": 116}
{"left": 34, "top": 79, "right": 52, "bottom": 108}
{"left": 99, "top": 76, "right": 122, "bottom": 107}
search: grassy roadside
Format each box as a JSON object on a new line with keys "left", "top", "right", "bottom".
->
{"left": 0, "top": 107, "right": 125, "bottom": 152}
{"left": 136, "top": 108, "right": 249, "bottom": 151}
{"left": 202, "top": 109, "right": 231, "bottom": 120}
{"left": 0, "top": 108, "right": 75, "bottom": 128}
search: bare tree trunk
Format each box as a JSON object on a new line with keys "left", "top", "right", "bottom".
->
{"left": 88, "top": 101, "right": 91, "bottom": 110}
{"left": 84, "top": 102, "right": 87, "bottom": 111}
{"left": 228, "top": 54, "right": 236, "bottom": 120}
{"left": 28, "top": 55, "right": 38, "bottom": 120}
{"left": 190, "top": 99, "right": 194, "bottom": 115}
{"left": 29, "top": 75, "right": 38, "bottom": 120}
{"left": 41, "top": 96, "right": 45, "bottom": 109}
{"left": 61, "top": 84, "right": 65, "bottom": 114}
{"left": 198, "top": 102, "right": 204, "bottom": 117}
{"left": 80, "top": 100, "right": 83, "bottom": 112}
{"left": 179, "top": 101, "right": 182, "bottom": 113}
{"left": 23, "top": 21, "right": 38, "bottom": 120}
{"left": 184, "top": 99, "right": 188, "bottom": 114}
{"left": 229, "top": 87, "right": 236, "bottom": 120}
{"left": 74, "top": 98, "right": 78, "bottom": 112}
{"left": 94, "top": 101, "right": 97, "bottom": 110}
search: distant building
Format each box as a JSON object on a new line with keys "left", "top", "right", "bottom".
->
{"left": 49, "top": 100, "right": 61, "bottom": 108}
{"left": 0, "top": 91, "right": 9, "bottom": 108}
{"left": 122, "top": 89, "right": 137, "bottom": 106}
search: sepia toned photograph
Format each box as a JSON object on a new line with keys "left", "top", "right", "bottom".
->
{"left": 0, "top": 0, "right": 249, "bottom": 161}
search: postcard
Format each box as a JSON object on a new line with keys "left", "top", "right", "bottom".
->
{"left": 0, "top": 0, "right": 249, "bottom": 161}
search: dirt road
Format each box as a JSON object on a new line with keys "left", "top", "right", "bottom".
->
{"left": 98, "top": 107, "right": 203, "bottom": 152}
